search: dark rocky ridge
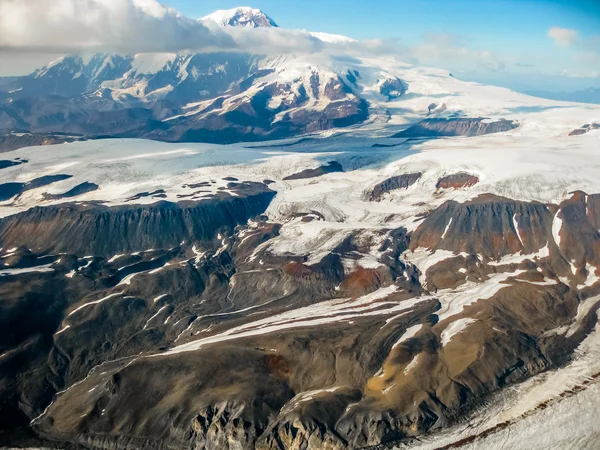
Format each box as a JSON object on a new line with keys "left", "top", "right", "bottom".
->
{"left": 283, "top": 161, "right": 344, "bottom": 181}
{"left": 379, "top": 77, "right": 408, "bottom": 100}
{"left": 369, "top": 173, "right": 422, "bottom": 201}
{"left": 0, "top": 158, "right": 27, "bottom": 169}
{"left": 569, "top": 123, "right": 599, "bottom": 136}
{"left": 0, "top": 174, "right": 73, "bottom": 201}
{"left": 0, "top": 182, "right": 275, "bottom": 257}
{"left": 42, "top": 182, "right": 98, "bottom": 200}
{"left": 436, "top": 172, "right": 479, "bottom": 189}
{"left": 392, "top": 118, "right": 519, "bottom": 138}
{"left": 0, "top": 132, "right": 87, "bottom": 152}
{"left": 409, "top": 194, "right": 553, "bottom": 259}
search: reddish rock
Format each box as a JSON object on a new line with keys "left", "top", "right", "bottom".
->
{"left": 436, "top": 172, "right": 479, "bottom": 189}
{"left": 340, "top": 267, "right": 387, "bottom": 296}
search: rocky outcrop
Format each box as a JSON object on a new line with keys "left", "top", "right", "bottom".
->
{"left": 379, "top": 77, "right": 408, "bottom": 100}
{"left": 436, "top": 172, "right": 479, "bottom": 189}
{"left": 369, "top": 173, "right": 422, "bottom": 201}
{"left": 0, "top": 158, "right": 26, "bottom": 169}
{"left": 569, "top": 123, "right": 599, "bottom": 136}
{"left": 0, "top": 174, "right": 72, "bottom": 201}
{"left": 42, "top": 182, "right": 98, "bottom": 200}
{"left": 553, "top": 191, "right": 600, "bottom": 270}
{"left": 409, "top": 194, "right": 552, "bottom": 259}
{"left": 392, "top": 118, "right": 519, "bottom": 138}
{"left": 283, "top": 162, "right": 344, "bottom": 181}
{"left": 324, "top": 77, "right": 353, "bottom": 101}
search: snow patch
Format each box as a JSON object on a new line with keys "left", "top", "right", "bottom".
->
{"left": 69, "top": 292, "right": 124, "bottom": 316}
{"left": 392, "top": 324, "right": 422, "bottom": 349}
{"left": 440, "top": 318, "right": 477, "bottom": 346}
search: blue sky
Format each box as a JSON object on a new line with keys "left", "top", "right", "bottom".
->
{"left": 165, "top": 0, "right": 600, "bottom": 93}
{"left": 1, "top": 0, "right": 598, "bottom": 95}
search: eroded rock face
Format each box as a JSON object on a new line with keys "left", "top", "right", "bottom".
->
{"left": 410, "top": 194, "right": 552, "bottom": 258}
{"left": 436, "top": 172, "right": 479, "bottom": 189}
{"left": 0, "top": 183, "right": 275, "bottom": 257}
{"left": 392, "top": 118, "right": 519, "bottom": 138}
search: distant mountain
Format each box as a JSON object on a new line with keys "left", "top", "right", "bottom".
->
{"left": 0, "top": 2, "right": 407, "bottom": 147}
{"left": 525, "top": 87, "right": 600, "bottom": 104}
{"left": 0, "top": 5, "right": 588, "bottom": 148}
{"left": 0, "top": 51, "right": 377, "bottom": 144}
{"left": 200, "top": 6, "right": 278, "bottom": 28}
{"left": 0, "top": 6, "right": 396, "bottom": 145}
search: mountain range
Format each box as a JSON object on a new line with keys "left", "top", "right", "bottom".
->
{"left": 0, "top": 8, "right": 389, "bottom": 147}
{"left": 1, "top": 6, "right": 600, "bottom": 450}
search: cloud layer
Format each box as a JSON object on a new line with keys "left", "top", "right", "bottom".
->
{"left": 0, "top": 0, "right": 596, "bottom": 90}
{"left": 412, "top": 33, "right": 507, "bottom": 73}
{"left": 548, "top": 27, "right": 579, "bottom": 48}
{"left": 0, "top": 0, "right": 326, "bottom": 54}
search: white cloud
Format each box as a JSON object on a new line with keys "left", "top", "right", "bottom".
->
{"left": 0, "top": 0, "right": 325, "bottom": 55}
{"left": 548, "top": 27, "right": 579, "bottom": 48}
{"left": 561, "top": 69, "right": 599, "bottom": 79}
{"left": 0, "top": 0, "right": 228, "bottom": 53}
{"left": 0, "top": 0, "right": 409, "bottom": 76}
{"left": 411, "top": 33, "right": 507, "bottom": 73}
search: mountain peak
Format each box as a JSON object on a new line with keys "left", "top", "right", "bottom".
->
{"left": 200, "top": 6, "right": 278, "bottom": 28}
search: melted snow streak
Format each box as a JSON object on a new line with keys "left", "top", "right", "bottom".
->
{"left": 552, "top": 212, "right": 563, "bottom": 247}
{"left": 68, "top": 292, "right": 124, "bottom": 317}
{"left": 392, "top": 324, "right": 422, "bottom": 349}
{"left": 162, "top": 285, "right": 425, "bottom": 355}
{"left": 0, "top": 263, "right": 54, "bottom": 276}
{"left": 435, "top": 270, "right": 525, "bottom": 321}
{"left": 578, "top": 264, "right": 600, "bottom": 289}
{"left": 143, "top": 305, "right": 169, "bottom": 330}
{"left": 54, "top": 324, "right": 71, "bottom": 335}
{"left": 440, "top": 318, "right": 476, "bottom": 346}
{"left": 513, "top": 214, "right": 525, "bottom": 247}
{"left": 488, "top": 244, "right": 550, "bottom": 266}
{"left": 441, "top": 217, "right": 453, "bottom": 240}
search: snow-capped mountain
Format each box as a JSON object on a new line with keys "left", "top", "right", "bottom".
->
{"left": 0, "top": 6, "right": 382, "bottom": 144}
{"left": 200, "top": 6, "right": 278, "bottom": 28}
